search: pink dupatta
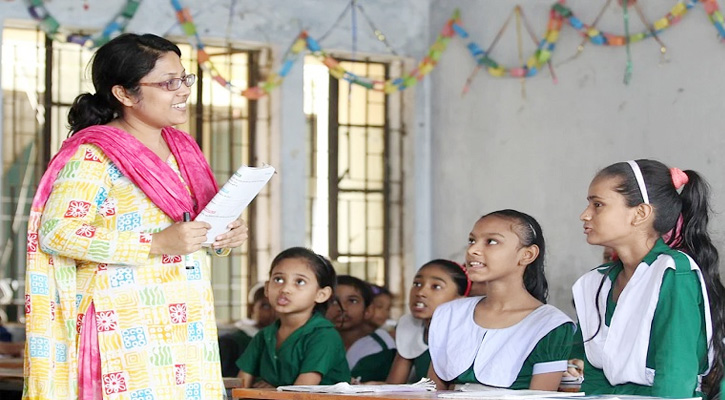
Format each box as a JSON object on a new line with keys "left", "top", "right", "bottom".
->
{"left": 31, "top": 125, "right": 217, "bottom": 220}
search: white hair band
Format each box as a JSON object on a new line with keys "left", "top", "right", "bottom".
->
{"left": 627, "top": 160, "right": 649, "bottom": 204}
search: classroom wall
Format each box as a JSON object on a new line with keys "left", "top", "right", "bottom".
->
{"left": 428, "top": 0, "right": 725, "bottom": 315}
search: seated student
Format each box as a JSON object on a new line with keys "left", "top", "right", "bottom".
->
{"left": 386, "top": 259, "right": 470, "bottom": 384}
{"left": 219, "top": 281, "right": 276, "bottom": 377}
{"left": 365, "top": 285, "right": 394, "bottom": 334}
{"left": 429, "top": 210, "right": 575, "bottom": 390}
{"left": 572, "top": 160, "right": 724, "bottom": 398}
{"left": 326, "top": 275, "right": 396, "bottom": 382}
{"left": 237, "top": 247, "right": 350, "bottom": 387}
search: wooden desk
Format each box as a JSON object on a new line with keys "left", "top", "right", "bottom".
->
{"left": 232, "top": 388, "right": 440, "bottom": 400}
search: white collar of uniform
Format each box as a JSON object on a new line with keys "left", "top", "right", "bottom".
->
{"left": 395, "top": 314, "right": 428, "bottom": 359}
{"left": 346, "top": 328, "right": 396, "bottom": 369}
{"left": 573, "top": 251, "right": 713, "bottom": 386}
{"left": 234, "top": 319, "right": 259, "bottom": 337}
{"left": 429, "top": 297, "right": 573, "bottom": 387}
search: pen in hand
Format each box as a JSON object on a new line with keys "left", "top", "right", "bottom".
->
{"left": 183, "top": 212, "right": 195, "bottom": 270}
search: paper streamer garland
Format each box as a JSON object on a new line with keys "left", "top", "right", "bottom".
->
{"left": 240, "top": 10, "right": 463, "bottom": 99}
{"left": 231, "top": 0, "right": 725, "bottom": 97}
{"left": 26, "top": 0, "right": 141, "bottom": 48}
{"left": 555, "top": 0, "right": 725, "bottom": 46}
{"left": 26, "top": 0, "right": 725, "bottom": 97}
{"left": 169, "top": 0, "right": 255, "bottom": 95}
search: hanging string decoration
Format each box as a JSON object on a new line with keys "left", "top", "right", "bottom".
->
{"left": 461, "top": 4, "right": 560, "bottom": 94}
{"left": 554, "top": 0, "right": 725, "bottom": 47}
{"left": 27, "top": 0, "right": 725, "bottom": 95}
{"left": 241, "top": 10, "right": 464, "bottom": 99}
{"left": 25, "top": 0, "right": 141, "bottom": 48}
{"left": 169, "top": 0, "right": 255, "bottom": 96}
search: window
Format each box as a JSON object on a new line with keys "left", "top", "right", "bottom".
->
{"left": 0, "top": 27, "right": 270, "bottom": 322}
{"left": 304, "top": 56, "right": 405, "bottom": 286}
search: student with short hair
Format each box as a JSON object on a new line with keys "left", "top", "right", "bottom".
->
{"left": 365, "top": 284, "right": 393, "bottom": 333}
{"left": 386, "top": 259, "right": 470, "bottom": 384}
{"left": 237, "top": 248, "right": 350, "bottom": 387}
{"left": 327, "top": 275, "right": 396, "bottom": 382}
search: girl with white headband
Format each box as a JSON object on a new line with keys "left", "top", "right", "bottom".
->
{"left": 574, "top": 159, "right": 725, "bottom": 398}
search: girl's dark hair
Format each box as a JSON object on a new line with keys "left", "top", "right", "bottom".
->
{"left": 593, "top": 160, "right": 724, "bottom": 399}
{"left": 369, "top": 284, "right": 392, "bottom": 299}
{"left": 67, "top": 33, "right": 181, "bottom": 135}
{"left": 269, "top": 247, "right": 337, "bottom": 314}
{"left": 337, "top": 275, "right": 374, "bottom": 308}
{"left": 419, "top": 259, "right": 470, "bottom": 296}
{"left": 480, "top": 209, "right": 548, "bottom": 303}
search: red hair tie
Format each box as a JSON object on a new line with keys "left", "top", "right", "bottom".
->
{"left": 456, "top": 261, "right": 472, "bottom": 296}
{"left": 670, "top": 167, "right": 689, "bottom": 190}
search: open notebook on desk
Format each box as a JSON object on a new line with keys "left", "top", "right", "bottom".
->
{"left": 277, "top": 378, "right": 436, "bottom": 393}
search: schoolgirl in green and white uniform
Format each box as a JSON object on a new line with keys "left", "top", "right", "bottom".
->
{"left": 386, "top": 259, "right": 471, "bottom": 384}
{"left": 237, "top": 247, "right": 351, "bottom": 387}
{"left": 429, "top": 210, "right": 574, "bottom": 390}
{"left": 573, "top": 160, "right": 725, "bottom": 398}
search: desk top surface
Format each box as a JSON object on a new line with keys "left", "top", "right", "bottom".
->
{"left": 232, "top": 388, "right": 442, "bottom": 400}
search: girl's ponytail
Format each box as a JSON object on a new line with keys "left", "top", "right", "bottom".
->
{"left": 677, "top": 170, "right": 725, "bottom": 399}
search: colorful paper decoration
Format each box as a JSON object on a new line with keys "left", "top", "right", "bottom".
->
{"left": 26, "top": 0, "right": 725, "bottom": 97}
{"left": 26, "top": 0, "right": 141, "bottom": 48}
{"left": 555, "top": 0, "right": 725, "bottom": 47}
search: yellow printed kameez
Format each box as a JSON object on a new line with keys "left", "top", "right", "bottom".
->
{"left": 24, "top": 144, "right": 223, "bottom": 399}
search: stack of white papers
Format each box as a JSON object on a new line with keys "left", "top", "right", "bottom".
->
{"left": 277, "top": 378, "right": 436, "bottom": 393}
{"left": 195, "top": 164, "right": 275, "bottom": 245}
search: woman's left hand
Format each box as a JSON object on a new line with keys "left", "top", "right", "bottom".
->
{"left": 212, "top": 219, "right": 249, "bottom": 250}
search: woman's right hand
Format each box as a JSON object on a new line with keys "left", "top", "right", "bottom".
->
{"left": 150, "top": 220, "right": 211, "bottom": 255}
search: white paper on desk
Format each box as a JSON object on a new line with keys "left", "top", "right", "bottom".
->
{"left": 277, "top": 378, "right": 436, "bottom": 393}
{"left": 195, "top": 164, "right": 275, "bottom": 245}
{"left": 439, "top": 389, "right": 585, "bottom": 399}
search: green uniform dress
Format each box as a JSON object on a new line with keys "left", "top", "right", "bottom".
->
{"left": 348, "top": 328, "right": 397, "bottom": 382}
{"left": 455, "top": 324, "right": 573, "bottom": 389}
{"left": 237, "top": 312, "right": 351, "bottom": 386}
{"left": 571, "top": 240, "right": 709, "bottom": 397}
{"left": 395, "top": 313, "right": 431, "bottom": 382}
{"left": 429, "top": 297, "right": 574, "bottom": 389}
{"left": 412, "top": 350, "right": 432, "bottom": 382}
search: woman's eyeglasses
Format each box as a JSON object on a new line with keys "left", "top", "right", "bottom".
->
{"left": 138, "top": 74, "right": 196, "bottom": 91}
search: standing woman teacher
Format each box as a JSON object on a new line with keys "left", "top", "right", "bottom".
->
{"left": 23, "top": 33, "right": 247, "bottom": 399}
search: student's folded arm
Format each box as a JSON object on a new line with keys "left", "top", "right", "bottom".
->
{"left": 386, "top": 352, "right": 413, "bottom": 384}
{"left": 238, "top": 371, "right": 254, "bottom": 388}
{"left": 529, "top": 371, "right": 565, "bottom": 391}
{"left": 528, "top": 322, "right": 575, "bottom": 390}
{"left": 294, "top": 372, "right": 323, "bottom": 385}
